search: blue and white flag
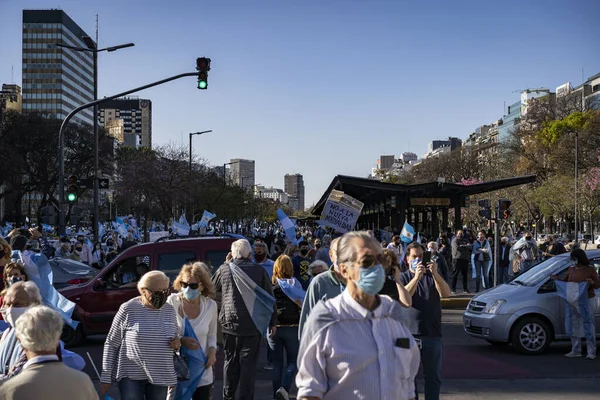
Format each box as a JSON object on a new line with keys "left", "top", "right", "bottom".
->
{"left": 277, "top": 278, "right": 306, "bottom": 305}
{"left": 11, "top": 250, "right": 78, "bottom": 329}
{"left": 199, "top": 210, "right": 216, "bottom": 228}
{"left": 172, "top": 221, "right": 190, "bottom": 236}
{"left": 178, "top": 209, "right": 189, "bottom": 226}
{"left": 41, "top": 223, "right": 54, "bottom": 233}
{"left": 416, "top": 232, "right": 421, "bottom": 244}
{"left": 400, "top": 221, "right": 415, "bottom": 243}
{"left": 277, "top": 208, "right": 298, "bottom": 245}
{"left": 98, "top": 222, "right": 105, "bottom": 240}
{"left": 229, "top": 262, "right": 275, "bottom": 335}
{"left": 175, "top": 318, "right": 207, "bottom": 400}
{"left": 556, "top": 280, "right": 594, "bottom": 338}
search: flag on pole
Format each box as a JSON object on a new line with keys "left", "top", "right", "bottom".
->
{"left": 199, "top": 210, "right": 217, "bottom": 228}
{"left": 277, "top": 208, "right": 298, "bottom": 245}
{"left": 400, "top": 221, "right": 415, "bottom": 243}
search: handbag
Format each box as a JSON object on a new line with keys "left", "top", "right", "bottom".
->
{"left": 173, "top": 351, "right": 190, "bottom": 381}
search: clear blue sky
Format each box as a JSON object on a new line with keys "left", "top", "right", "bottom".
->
{"left": 1, "top": 0, "right": 599, "bottom": 207}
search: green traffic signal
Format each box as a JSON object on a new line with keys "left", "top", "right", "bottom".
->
{"left": 67, "top": 193, "right": 77, "bottom": 202}
{"left": 198, "top": 80, "right": 207, "bottom": 89}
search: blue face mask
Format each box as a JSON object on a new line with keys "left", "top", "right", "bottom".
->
{"left": 8, "top": 276, "right": 23, "bottom": 286}
{"left": 354, "top": 264, "right": 386, "bottom": 296}
{"left": 181, "top": 286, "right": 200, "bottom": 300}
{"left": 410, "top": 258, "right": 422, "bottom": 272}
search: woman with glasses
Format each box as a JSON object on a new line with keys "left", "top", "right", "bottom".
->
{"left": 100, "top": 270, "right": 180, "bottom": 400}
{"left": 166, "top": 262, "right": 218, "bottom": 400}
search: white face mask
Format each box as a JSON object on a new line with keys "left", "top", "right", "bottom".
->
{"left": 5, "top": 306, "right": 28, "bottom": 327}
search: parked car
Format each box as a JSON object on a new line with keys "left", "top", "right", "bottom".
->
{"left": 50, "top": 258, "right": 99, "bottom": 289}
{"left": 58, "top": 235, "right": 236, "bottom": 347}
{"left": 463, "top": 250, "right": 600, "bottom": 355}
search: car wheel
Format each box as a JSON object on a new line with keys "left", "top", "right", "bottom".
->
{"left": 61, "top": 324, "right": 84, "bottom": 348}
{"left": 511, "top": 317, "right": 551, "bottom": 355}
{"left": 486, "top": 340, "right": 509, "bottom": 347}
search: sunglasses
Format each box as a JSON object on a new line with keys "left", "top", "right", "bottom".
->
{"left": 143, "top": 288, "right": 169, "bottom": 295}
{"left": 181, "top": 282, "right": 199, "bottom": 290}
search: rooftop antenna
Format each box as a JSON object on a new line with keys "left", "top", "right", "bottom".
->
{"left": 11, "top": 65, "right": 14, "bottom": 83}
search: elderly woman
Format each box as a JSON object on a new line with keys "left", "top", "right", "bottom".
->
{"left": 297, "top": 231, "right": 420, "bottom": 400}
{"left": 0, "top": 306, "right": 97, "bottom": 400}
{"left": 100, "top": 270, "right": 180, "bottom": 399}
{"left": 0, "top": 282, "right": 85, "bottom": 379}
{"left": 166, "top": 262, "right": 217, "bottom": 400}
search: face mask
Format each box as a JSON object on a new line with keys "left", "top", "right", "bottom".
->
{"left": 410, "top": 258, "right": 422, "bottom": 271}
{"left": 525, "top": 237, "right": 532, "bottom": 241}
{"left": 181, "top": 286, "right": 200, "bottom": 300}
{"left": 8, "top": 276, "right": 23, "bottom": 286}
{"left": 254, "top": 253, "right": 266, "bottom": 263}
{"left": 5, "top": 307, "right": 28, "bottom": 327}
{"left": 300, "top": 249, "right": 309, "bottom": 256}
{"left": 149, "top": 290, "right": 169, "bottom": 309}
{"left": 353, "top": 264, "right": 386, "bottom": 296}
{"left": 315, "top": 244, "right": 322, "bottom": 249}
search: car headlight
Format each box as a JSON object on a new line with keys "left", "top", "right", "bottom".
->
{"left": 483, "top": 299, "right": 506, "bottom": 314}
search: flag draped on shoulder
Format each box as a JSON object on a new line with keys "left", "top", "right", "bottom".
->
{"left": 175, "top": 318, "right": 207, "bottom": 400}
{"left": 555, "top": 280, "right": 594, "bottom": 338}
{"left": 228, "top": 263, "right": 275, "bottom": 335}
{"left": 277, "top": 278, "right": 306, "bottom": 305}
{"left": 400, "top": 221, "right": 415, "bottom": 243}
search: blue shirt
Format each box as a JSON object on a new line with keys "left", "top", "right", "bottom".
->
{"left": 400, "top": 269, "right": 442, "bottom": 337}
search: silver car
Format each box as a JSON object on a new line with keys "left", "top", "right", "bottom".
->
{"left": 463, "top": 250, "right": 600, "bottom": 355}
{"left": 50, "top": 258, "right": 99, "bottom": 289}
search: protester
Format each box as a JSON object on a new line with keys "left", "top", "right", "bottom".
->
{"left": 0, "top": 262, "right": 29, "bottom": 311}
{"left": 76, "top": 234, "right": 93, "bottom": 266}
{"left": 298, "top": 237, "right": 344, "bottom": 339}
{"left": 378, "top": 248, "right": 412, "bottom": 307}
{"left": 211, "top": 239, "right": 277, "bottom": 400}
{"left": 307, "top": 260, "right": 328, "bottom": 278}
{"left": 253, "top": 241, "right": 275, "bottom": 279}
{"left": 269, "top": 255, "right": 304, "bottom": 400}
{"left": 314, "top": 234, "right": 332, "bottom": 265}
{"left": 296, "top": 231, "right": 420, "bottom": 399}
{"left": 100, "top": 271, "right": 180, "bottom": 399}
{"left": 510, "top": 232, "right": 538, "bottom": 274}
{"left": 552, "top": 248, "right": 600, "bottom": 359}
{"left": 0, "top": 306, "right": 97, "bottom": 400}
{"left": 472, "top": 230, "right": 492, "bottom": 292}
{"left": 386, "top": 235, "right": 402, "bottom": 256}
{"left": 427, "top": 242, "right": 449, "bottom": 282}
{"left": 401, "top": 242, "right": 452, "bottom": 400}
{"left": 498, "top": 237, "right": 511, "bottom": 284}
{"left": 167, "top": 262, "right": 218, "bottom": 400}
{"left": 56, "top": 237, "right": 71, "bottom": 258}
{"left": 292, "top": 241, "right": 313, "bottom": 290}
{"left": 451, "top": 230, "right": 471, "bottom": 294}
{"left": 0, "top": 238, "right": 11, "bottom": 277}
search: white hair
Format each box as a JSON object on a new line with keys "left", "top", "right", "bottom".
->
{"left": 308, "top": 260, "right": 328, "bottom": 276}
{"left": 232, "top": 239, "right": 252, "bottom": 260}
{"left": 137, "top": 270, "right": 170, "bottom": 292}
{"left": 22, "top": 281, "right": 42, "bottom": 305}
{"left": 15, "top": 305, "right": 63, "bottom": 353}
{"left": 427, "top": 241, "right": 438, "bottom": 251}
{"left": 253, "top": 241, "right": 269, "bottom": 256}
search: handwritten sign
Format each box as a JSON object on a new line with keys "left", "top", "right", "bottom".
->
{"left": 319, "top": 190, "right": 364, "bottom": 233}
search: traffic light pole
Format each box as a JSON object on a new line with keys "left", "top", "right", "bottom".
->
{"left": 58, "top": 71, "right": 200, "bottom": 235}
{"left": 494, "top": 215, "right": 500, "bottom": 288}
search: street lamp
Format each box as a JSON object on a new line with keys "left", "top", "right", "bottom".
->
{"left": 189, "top": 130, "right": 213, "bottom": 169}
{"left": 55, "top": 38, "right": 134, "bottom": 241}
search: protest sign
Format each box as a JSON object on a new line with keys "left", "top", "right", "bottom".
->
{"left": 318, "top": 189, "right": 364, "bottom": 233}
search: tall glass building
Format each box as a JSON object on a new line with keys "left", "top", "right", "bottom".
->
{"left": 22, "top": 10, "right": 94, "bottom": 125}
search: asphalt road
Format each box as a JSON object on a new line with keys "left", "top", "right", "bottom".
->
{"left": 76, "top": 310, "right": 600, "bottom": 400}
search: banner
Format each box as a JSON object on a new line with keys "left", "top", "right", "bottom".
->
{"left": 317, "top": 190, "right": 364, "bottom": 234}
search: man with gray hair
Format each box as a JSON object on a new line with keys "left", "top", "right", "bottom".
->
{"left": 212, "top": 239, "right": 277, "bottom": 400}
{"left": 0, "top": 306, "right": 97, "bottom": 400}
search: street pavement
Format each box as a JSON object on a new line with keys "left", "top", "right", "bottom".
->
{"left": 76, "top": 309, "right": 600, "bottom": 400}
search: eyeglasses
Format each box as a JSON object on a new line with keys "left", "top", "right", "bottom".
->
{"left": 181, "top": 282, "right": 199, "bottom": 290}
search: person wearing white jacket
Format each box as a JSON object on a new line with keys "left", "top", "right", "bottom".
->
{"left": 166, "top": 262, "right": 218, "bottom": 400}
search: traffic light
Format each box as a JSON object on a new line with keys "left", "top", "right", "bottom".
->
{"left": 40, "top": 205, "right": 57, "bottom": 225}
{"left": 478, "top": 199, "right": 491, "bottom": 220}
{"left": 196, "top": 57, "right": 211, "bottom": 90}
{"left": 67, "top": 175, "right": 78, "bottom": 202}
{"left": 498, "top": 199, "right": 512, "bottom": 220}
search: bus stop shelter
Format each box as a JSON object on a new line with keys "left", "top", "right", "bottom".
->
{"left": 311, "top": 175, "right": 536, "bottom": 238}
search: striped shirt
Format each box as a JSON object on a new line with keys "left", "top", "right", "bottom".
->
{"left": 297, "top": 290, "right": 421, "bottom": 400}
{"left": 100, "top": 297, "right": 178, "bottom": 386}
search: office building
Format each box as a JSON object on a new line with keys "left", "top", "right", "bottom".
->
{"left": 400, "top": 152, "right": 418, "bottom": 164}
{"left": 284, "top": 173, "right": 305, "bottom": 211}
{"left": 0, "top": 84, "right": 23, "bottom": 114}
{"left": 230, "top": 159, "right": 255, "bottom": 189}
{"left": 255, "top": 186, "right": 288, "bottom": 203}
{"left": 98, "top": 97, "right": 152, "bottom": 148}
{"left": 22, "top": 10, "right": 94, "bottom": 125}
{"left": 378, "top": 155, "right": 395, "bottom": 171}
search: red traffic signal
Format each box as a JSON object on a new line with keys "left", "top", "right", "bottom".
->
{"left": 68, "top": 175, "right": 77, "bottom": 185}
{"left": 498, "top": 199, "right": 511, "bottom": 219}
{"left": 196, "top": 57, "right": 211, "bottom": 72}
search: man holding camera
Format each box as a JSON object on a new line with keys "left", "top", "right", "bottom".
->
{"left": 400, "top": 242, "right": 451, "bottom": 400}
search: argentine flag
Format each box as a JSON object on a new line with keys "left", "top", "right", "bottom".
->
{"left": 277, "top": 208, "right": 299, "bottom": 245}
{"left": 555, "top": 280, "right": 594, "bottom": 338}
{"left": 229, "top": 262, "right": 275, "bottom": 335}
{"left": 175, "top": 318, "right": 207, "bottom": 400}
{"left": 400, "top": 221, "right": 415, "bottom": 243}
{"left": 172, "top": 221, "right": 190, "bottom": 236}
{"left": 199, "top": 210, "right": 217, "bottom": 228}
{"left": 277, "top": 278, "right": 306, "bottom": 305}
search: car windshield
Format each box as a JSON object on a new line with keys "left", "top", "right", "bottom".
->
{"left": 509, "top": 256, "right": 572, "bottom": 286}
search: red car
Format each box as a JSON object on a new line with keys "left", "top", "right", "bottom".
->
{"left": 59, "top": 235, "right": 235, "bottom": 347}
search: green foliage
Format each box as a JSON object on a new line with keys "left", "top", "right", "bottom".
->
{"left": 537, "top": 111, "right": 589, "bottom": 146}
